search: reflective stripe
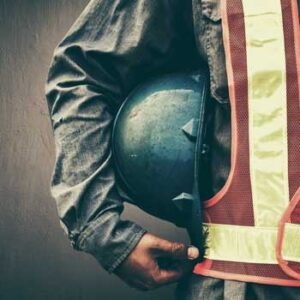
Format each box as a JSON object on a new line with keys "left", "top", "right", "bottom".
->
{"left": 204, "top": 223, "right": 300, "bottom": 263}
{"left": 242, "top": 0, "right": 289, "bottom": 227}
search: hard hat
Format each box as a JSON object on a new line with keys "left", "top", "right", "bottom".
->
{"left": 112, "top": 71, "right": 209, "bottom": 253}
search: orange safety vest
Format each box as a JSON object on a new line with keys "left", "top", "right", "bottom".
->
{"left": 194, "top": 0, "right": 300, "bottom": 286}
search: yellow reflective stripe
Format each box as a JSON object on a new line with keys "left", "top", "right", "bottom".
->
{"left": 282, "top": 223, "right": 300, "bottom": 263}
{"left": 204, "top": 224, "right": 300, "bottom": 263}
{"left": 242, "top": 0, "right": 289, "bottom": 227}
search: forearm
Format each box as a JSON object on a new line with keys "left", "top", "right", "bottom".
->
{"left": 47, "top": 76, "right": 146, "bottom": 271}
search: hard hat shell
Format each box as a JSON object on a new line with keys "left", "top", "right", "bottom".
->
{"left": 112, "top": 71, "right": 208, "bottom": 227}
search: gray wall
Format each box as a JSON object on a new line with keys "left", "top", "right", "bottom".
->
{"left": 0, "top": 1, "right": 189, "bottom": 299}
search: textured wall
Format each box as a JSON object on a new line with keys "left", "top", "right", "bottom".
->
{"left": 0, "top": 1, "right": 188, "bottom": 299}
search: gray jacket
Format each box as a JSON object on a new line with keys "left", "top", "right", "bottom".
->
{"left": 45, "top": 0, "right": 232, "bottom": 273}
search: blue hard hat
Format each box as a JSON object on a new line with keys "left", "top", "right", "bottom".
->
{"left": 112, "top": 70, "right": 209, "bottom": 252}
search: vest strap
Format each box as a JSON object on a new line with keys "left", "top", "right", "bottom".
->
{"left": 204, "top": 223, "right": 300, "bottom": 264}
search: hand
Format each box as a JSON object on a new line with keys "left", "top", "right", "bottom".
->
{"left": 114, "top": 233, "right": 199, "bottom": 291}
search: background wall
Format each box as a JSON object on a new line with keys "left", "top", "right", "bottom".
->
{"left": 0, "top": 1, "right": 188, "bottom": 299}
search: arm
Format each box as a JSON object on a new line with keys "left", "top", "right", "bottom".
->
{"left": 45, "top": 0, "right": 198, "bottom": 286}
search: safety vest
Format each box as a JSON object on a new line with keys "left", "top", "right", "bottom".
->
{"left": 194, "top": 0, "right": 300, "bottom": 286}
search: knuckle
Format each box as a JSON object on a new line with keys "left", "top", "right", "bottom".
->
{"left": 171, "top": 243, "right": 185, "bottom": 254}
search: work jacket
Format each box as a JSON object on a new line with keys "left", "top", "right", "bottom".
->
{"left": 46, "top": 0, "right": 299, "bottom": 274}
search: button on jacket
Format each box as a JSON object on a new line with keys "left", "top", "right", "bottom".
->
{"left": 45, "top": 0, "right": 298, "bottom": 275}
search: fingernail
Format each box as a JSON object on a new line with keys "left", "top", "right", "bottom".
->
{"left": 187, "top": 246, "right": 199, "bottom": 260}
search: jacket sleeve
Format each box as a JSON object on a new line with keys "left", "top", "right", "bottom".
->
{"left": 45, "top": 0, "right": 196, "bottom": 273}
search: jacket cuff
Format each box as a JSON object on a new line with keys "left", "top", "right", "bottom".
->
{"left": 75, "top": 217, "right": 147, "bottom": 273}
{"left": 108, "top": 225, "right": 147, "bottom": 273}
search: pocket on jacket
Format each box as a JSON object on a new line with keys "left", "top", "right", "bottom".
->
{"left": 200, "top": 0, "right": 229, "bottom": 104}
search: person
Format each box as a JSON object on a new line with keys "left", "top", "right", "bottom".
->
{"left": 45, "top": 0, "right": 300, "bottom": 298}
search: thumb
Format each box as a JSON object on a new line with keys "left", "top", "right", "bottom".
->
{"left": 156, "top": 240, "right": 199, "bottom": 261}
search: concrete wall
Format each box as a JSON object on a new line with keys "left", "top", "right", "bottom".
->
{"left": 0, "top": 1, "right": 188, "bottom": 299}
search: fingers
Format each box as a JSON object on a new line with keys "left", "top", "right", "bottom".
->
{"left": 169, "top": 242, "right": 189, "bottom": 260}
{"left": 158, "top": 269, "right": 184, "bottom": 285}
{"left": 115, "top": 233, "right": 200, "bottom": 291}
{"left": 170, "top": 243, "right": 199, "bottom": 260}
{"left": 122, "top": 267, "right": 185, "bottom": 291}
{"left": 154, "top": 262, "right": 193, "bottom": 287}
{"left": 152, "top": 237, "right": 199, "bottom": 261}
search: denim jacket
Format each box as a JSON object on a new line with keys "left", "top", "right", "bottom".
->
{"left": 45, "top": 0, "right": 237, "bottom": 273}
